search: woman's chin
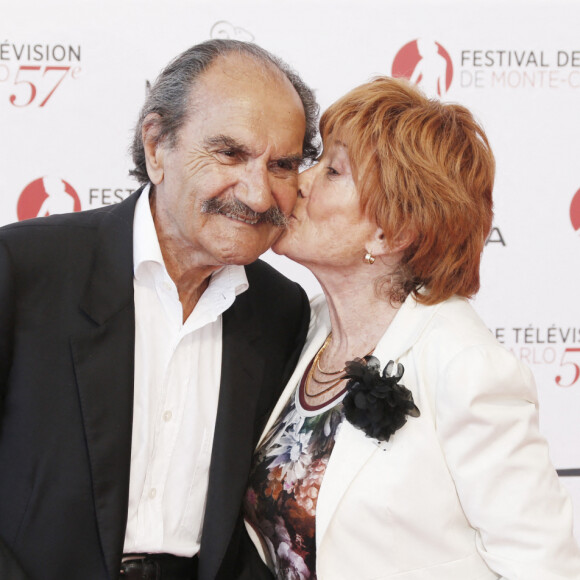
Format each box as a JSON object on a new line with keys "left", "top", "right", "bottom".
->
{"left": 272, "top": 228, "right": 307, "bottom": 262}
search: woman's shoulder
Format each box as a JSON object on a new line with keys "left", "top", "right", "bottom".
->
{"left": 425, "top": 296, "right": 497, "bottom": 346}
{"left": 414, "top": 297, "right": 536, "bottom": 400}
{"left": 410, "top": 295, "right": 513, "bottom": 371}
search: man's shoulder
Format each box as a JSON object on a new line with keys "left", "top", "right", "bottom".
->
{"left": 0, "top": 190, "right": 141, "bottom": 244}
{"left": 238, "top": 260, "right": 310, "bottom": 351}
{"left": 240, "top": 260, "right": 308, "bottom": 320}
{"left": 244, "top": 259, "right": 303, "bottom": 295}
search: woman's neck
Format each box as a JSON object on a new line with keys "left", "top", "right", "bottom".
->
{"left": 314, "top": 267, "right": 402, "bottom": 371}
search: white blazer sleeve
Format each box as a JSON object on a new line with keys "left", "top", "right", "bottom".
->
{"left": 436, "top": 343, "right": 580, "bottom": 580}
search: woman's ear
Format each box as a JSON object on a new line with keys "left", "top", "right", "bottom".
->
{"left": 365, "top": 227, "right": 389, "bottom": 259}
{"left": 389, "top": 228, "right": 416, "bottom": 253}
{"left": 367, "top": 227, "right": 415, "bottom": 257}
{"left": 142, "top": 113, "right": 165, "bottom": 185}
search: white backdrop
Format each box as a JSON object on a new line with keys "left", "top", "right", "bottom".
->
{"left": 3, "top": 0, "right": 579, "bottom": 539}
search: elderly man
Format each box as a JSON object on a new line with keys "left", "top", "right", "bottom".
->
{"left": 0, "top": 40, "right": 318, "bottom": 580}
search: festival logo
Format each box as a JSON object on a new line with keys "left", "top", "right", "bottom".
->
{"left": 570, "top": 188, "right": 580, "bottom": 233}
{"left": 17, "top": 176, "right": 81, "bottom": 221}
{"left": 392, "top": 39, "right": 453, "bottom": 97}
{"left": 392, "top": 40, "right": 580, "bottom": 92}
{"left": 210, "top": 21, "right": 254, "bottom": 42}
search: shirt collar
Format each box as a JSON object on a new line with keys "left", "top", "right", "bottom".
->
{"left": 133, "top": 184, "right": 164, "bottom": 279}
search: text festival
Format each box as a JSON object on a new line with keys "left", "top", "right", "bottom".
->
{"left": 460, "top": 49, "right": 580, "bottom": 89}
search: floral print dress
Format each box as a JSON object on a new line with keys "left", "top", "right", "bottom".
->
{"left": 244, "top": 362, "right": 345, "bottom": 580}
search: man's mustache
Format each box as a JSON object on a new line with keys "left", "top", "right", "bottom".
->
{"left": 201, "top": 198, "right": 288, "bottom": 227}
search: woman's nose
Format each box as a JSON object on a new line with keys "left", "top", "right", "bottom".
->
{"left": 297, "top": 165, "right": 315, "bottom": 198}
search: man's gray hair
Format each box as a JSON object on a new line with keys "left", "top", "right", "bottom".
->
{"left": 130, "top": 39, "right": 320, "bottom": 184}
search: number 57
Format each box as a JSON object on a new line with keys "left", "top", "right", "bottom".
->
{"left": 10, "top": 66, "right": 72, "bottom": 107}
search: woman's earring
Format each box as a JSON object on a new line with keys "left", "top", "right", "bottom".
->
{"left": 364, "top": 252, "right": 375, "bottom": 265}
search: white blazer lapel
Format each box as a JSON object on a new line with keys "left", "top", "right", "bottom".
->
{"left": 373, "top": 293, "right": 442, "bottom": 365}
{"left": 315, "top": 420, "right": 381, "bottom": 551}
{"left": 315, "top": 294, "right": 440, "bottom": 552}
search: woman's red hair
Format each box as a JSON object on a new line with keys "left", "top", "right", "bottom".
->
{"left": 320, "top": 76, "right": 495, "bottom": 305}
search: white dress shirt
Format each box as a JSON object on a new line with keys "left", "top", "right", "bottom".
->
{"left": 123, "top": 186, "right": 248, "bottom": 556}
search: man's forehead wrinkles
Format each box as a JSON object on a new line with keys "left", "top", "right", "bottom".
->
{"left": 202, "top": 132, "right": 301, "bottom": 162}
{"left": 204, "top": 135, "right": 246, "bottom": 150}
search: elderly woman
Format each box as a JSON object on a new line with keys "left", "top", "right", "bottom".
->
{"left": 243, "top": 77, "right": 580, "bottom": 580}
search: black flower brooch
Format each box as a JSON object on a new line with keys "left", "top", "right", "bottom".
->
{"left": 342, "top": 356, "right": 420, "bottom": 442}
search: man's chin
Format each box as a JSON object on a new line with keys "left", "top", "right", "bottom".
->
{"left": 218, "top": 254, "right": 260, "bottom": 266}
{"left": 216, "top": 244, "right": 274, "bottom": 266}
{"left": 271, "top": 228, "right": 291, "bottom": 256}
{"left": 271, "top": 240, "right": 285, "bottom": 257}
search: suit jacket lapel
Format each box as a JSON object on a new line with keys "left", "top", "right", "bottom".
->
{"left": 199, "top": 291, "right": 265, "bottom": 580}
{"left": 316, "top": 421, "right": 381, "bottom": 551}
{"left": 372, "top": 294, "right": 441, "bottom": 366}
{"left": 257, "top": 302, "right": 331, "bottom": 446}
{"left": 71, "top": 192, "right": 140, "bottom": 579}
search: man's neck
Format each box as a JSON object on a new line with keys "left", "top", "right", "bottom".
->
{"left": 164, "top": 253, "right": 218, "bottom": 322}
{"left": 149, "top": 188, "right": 222, "bottom": 322}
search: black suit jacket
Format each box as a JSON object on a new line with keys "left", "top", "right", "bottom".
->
{"left": 0, "top": 190, "right": 309, "bottom": 580}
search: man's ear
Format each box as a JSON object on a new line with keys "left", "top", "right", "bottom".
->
{"left": 142, "top": 113, "right": 165, "bottom": 185}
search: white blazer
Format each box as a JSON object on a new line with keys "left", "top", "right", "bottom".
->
{"left": 249, "top": 294, "right": 580, "bottom": 580}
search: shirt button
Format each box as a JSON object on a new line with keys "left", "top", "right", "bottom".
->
{"left": 149, "top": 488, "right": 157, "bottom": 499}
{"left": 163, "top": 410, "right": 173, "bottom": 422}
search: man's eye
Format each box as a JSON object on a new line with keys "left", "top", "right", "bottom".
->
{"left": 219, "top": 149, "right": 237, "bottom": 157}
{"left": 277, "top": 159, "right": 295, "bottom": 171}
{"left": 327, "top": 166, "right": 339, "bottom": 176}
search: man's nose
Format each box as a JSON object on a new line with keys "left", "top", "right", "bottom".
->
{"left": 236, "top": 163, "right": 274, "bottom": 214}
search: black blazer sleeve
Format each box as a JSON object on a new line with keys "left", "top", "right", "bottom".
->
{"left": 0, "top": 242, "right": 30, "bottom": 579}
{"left": 0, "top": 239, "right": 15, "bottom": 413}
{"left": 0, "top": 540, "right": 30, "bottom": 580}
